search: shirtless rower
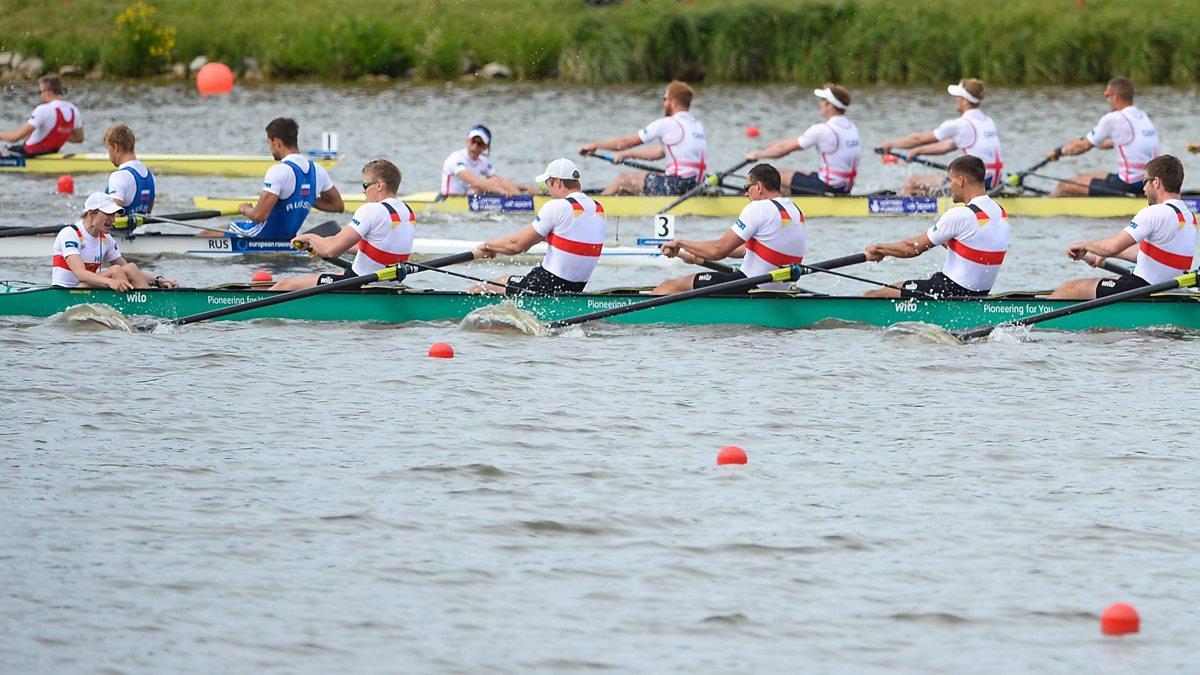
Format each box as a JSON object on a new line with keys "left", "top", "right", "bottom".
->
{"left": 745, "top": 84, "right": 860, "bottom": 196}
{"left": 863, "top": 156, "right": 1010, "bottom": 298}
{"left": 0, "top": 76, "right": 83, "bottom": 157}
{"left": 1044, "top": 77, "right": 1159, "bottom": 198}
{"left": 654, "top": 164, "right": 805, "bottom": 294}
{"left": 102, "top": 124, "right": 155, "bottom": 216}
{"left": 580, "top": 80, "right": 707, "bottom": 196}
{"left": 271, "top": 159, "right": 415, "bottom": 291}
{"left": 1048, "top": 155, "right": 1195, "bottom": 300}
{"left": 876, "top": 78, "right": 1004, "bottom": 196}
{"left": 471, "top": 159, "right": 606, "bottom": 294}
{"left": 52, "top": 192, "right": 177, "bottom": 291}
{"left": 440, "top": 125, "right": 534, "bottom": 197}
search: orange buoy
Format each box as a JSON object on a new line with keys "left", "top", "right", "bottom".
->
{"left": 196, "top": 62, "right": 235, "bottom": 96}
{"left": 717, "top": 445, "right": 747, "bottom": 465}
{"left": 1100, "top": 603, "right": 1139, "bottom": 636}
{"left": 744, "top": 125, "right": 760, "bottom": 138}
{"left": 57, "top": 175, "right": 74, "bottom": 194}
{"left": 428, "top": 342, "right": 455, "bottom": 359}
{"left": 250, "top": 270, "right": 273, "bottom": 283}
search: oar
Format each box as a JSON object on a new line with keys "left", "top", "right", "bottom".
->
{"left": 163, "top": 251, "right": 475, "bottom": 327}
{"left": 1019, "top": 169, "right": 1139, "bottom": 197}
{"left": 0, "top": 208, "right": 234, "bottom": 238}
{"left": 954, "top": 269, "right": 1198, "bottom": 341}
{"left": 291, "top": 239, "right": 353, "bottom": 271}
{"left": 658, "top": 158, "right": 753, "bottom": 214}
{"left": 579, "top": 150, "right": 664, "bottom": 174}
{"left": 548, "top": 252, "right": 868, "bottom": 328}
{"left": 875, "top": 148, "right": 950, "bottom": 171}
{"left": 990, "top": 156, "right": 1057, "bottom": 196}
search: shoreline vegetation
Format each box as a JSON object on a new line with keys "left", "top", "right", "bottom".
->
{"left": 2, "top": 0, "right": 1199, "bottom": 86}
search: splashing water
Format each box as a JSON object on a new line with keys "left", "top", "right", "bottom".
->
{"left": 54, "top": 304, "right": 136, "bottom": 333}
{"left": 459, "top": 302, "right": 549, "bottom": 336}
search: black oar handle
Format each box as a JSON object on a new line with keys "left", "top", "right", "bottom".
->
{"left": 579, "top": 150, "right": 664, "bottom": 175}
{"left": 658, "top": 158, "right": 753, "bottom": 215}
{"left": 798, "top": 253, "right": 869, "bottom": 276}
{"left": 874, "top": 147, "right": 951, "bottom": 172}
{"left": 0, "top": 223, "right": 68, "bottom": 238}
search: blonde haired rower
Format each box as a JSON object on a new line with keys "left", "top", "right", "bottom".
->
{"left": 103, "top": 124, "right": 155, "bottom": 216}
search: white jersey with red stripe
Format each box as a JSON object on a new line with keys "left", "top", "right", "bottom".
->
{"left": 934, "top": 109, "right": 1004, "bottom": 187}
{"left": 348, "top": 197, "right": 416, "bottom": 276}
{"left": 732, "top": 197, "right": 806, "bottom": 290}
{"left": 24, "top": 99, "right": 82, "bottom": 155}
{"left": 531, "top": 192, "right": 607, "bottom": 283}
{"left": 926, "top": 195, "right": 1011, "bottom": 293}
{"left": 51, "top": 222, "right": 121, "bottom": 287}
{"left": 441, "top": 148, "right": 495, "bottom": 196}
{"left": 796, "top": 115, "right": 860, "bottom": 190}
{"left": 638, "top": 111, "right": 707, "bottom": 179}
{"left": 1124, "top": 199, "right": 1198, "bottom": 284}
{"left": 1087, "top": 105, "right": 1159, "bottom": 183}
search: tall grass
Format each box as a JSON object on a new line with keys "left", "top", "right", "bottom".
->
{"left": 1, "top": 0, "right": 1198, "bottom": 85}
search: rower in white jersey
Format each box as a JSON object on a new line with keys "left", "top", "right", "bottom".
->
{"left": 471, "top": 158, "right": 607, "bottom": 294}
{"left": 439, "top": 124, "right": 535, "bottom": 197}
{"left": 1049, "top": 155, "right": 1196, "bottom": 300}
{"left": 102, "top": 124, "right": 155, "bottom": 217}
{"left": 654, "top": 164, "right": 805, "bottom": 294}
{"left": 877, "top": 78, "right": 1004, "bottom": 196}
{"left": 51, "top": 192, "right": 177, "bottom": 291}
{"left": 0, "top": 76, "right": 83, "bottom": 157}
{"left": 580, "top": 80, "right": 707, "bottom": 196}
{"left": 1045, "top": 77, "right": 1160, "bottom": 197}
{"left": 864, "top": 156, "right": 1011, "bottom": 298}
{"left": 270, "top": 159, "right": 415, "bottom": 291}
{"left": 746, "top": 83, "right": 860, "bottom": 196}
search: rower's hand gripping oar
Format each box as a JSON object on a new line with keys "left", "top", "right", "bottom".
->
{"left": 160, "top": 251, "right": 475, "bottom": 328}
{"left": 658, "top": 158, "right": 753, "bottom": 215}
{"left": 992, "top": 155, "right": 1057, "bottom": 196}
{"left": 875, "top": 148, "right": 950, "bottom": 171}
{"left": 954, "top": 269, "right": 1199, "bottom": 342}
{"left": 578, "top": 150, "right": 665, "bottom": 175}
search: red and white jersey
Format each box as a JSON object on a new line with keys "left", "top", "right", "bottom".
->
{"left": 532, "top": 192, "right": 607, "bottom": 283}
{"left": 934, "top": 108, "right": 1004, "bottom": 187}
{"left": 348, "top": 197, "right": 416, "bottom": 276}
{"left": 1087, "top": 105, "right": 1159, "bottom": 184}
{"left": 926, "top": 195, "right": 1011, "bottom": 292}
{"left": 1124, "top": 199, "right": 1198, "bottom": 284}
{"left": 24, "top": 99, "right": 81, "bottom": 155}
{"left": 797, "top": 115, "right": 860, "bottom": 190}
{"left": 638, "top": 111, "right": 707, "bottom": 179}
{"left": 732, "top": 197, "right": 806, "bottom": 290}
{"left": 441, "top": 148, "right": 496, "bottom": 195}
{"left": 51, "top": 222, "right": 121, "bottom": 287}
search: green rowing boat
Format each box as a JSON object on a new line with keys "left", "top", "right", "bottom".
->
{"left": 4, "top": 283, "right": 1200, "bottom": 332}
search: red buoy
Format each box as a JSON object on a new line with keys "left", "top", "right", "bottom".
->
{"left": 57, "top": 175, "right": 75, "bottom": 194}
{"left": 196, "top": 62, "right": 235, "bottom": 95}
{"left": 250, "top": 270, "right": 273, "bottom": 283}
{"left": 1100, "top": 603, "right": 1140, "bottom": 636}
{"left": 717, "top": 445, "right": 747, "bottom": 465}
{"left": 428, "top": 342, "right": 455, "bottom": 359}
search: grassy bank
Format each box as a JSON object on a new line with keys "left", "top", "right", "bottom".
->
{"left": 2, "top": 0, "right": 1199, "bottom": 84}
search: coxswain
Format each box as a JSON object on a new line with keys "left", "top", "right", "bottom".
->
{"left": 225, "top": 117, "right": 343, "bottom": 239}
{"left": 580, "top": 80, "right": 707, "bottom": 196}
{"left": 0, "top": 75, "right": 83, "bottom": 157}
{"left": 654, "top": 163, "right": 805, "bottom": 294}
{"left": 471, "top": 158, "right": 606, "bottom": 294}
{"left": 1049, "top": 155, "right": 1195, "bottom": 299}
{"left": 440, "top": 124, "right": 535, "bottom": 197}
{"left": 1044, "top": 77, "right": 1160, "bottom": 197}
{"left": 745, "top": 84, "right": 860, "bottom": 196}
{"left": 52, "top": 192, "right": 178, "bottom": 291}
{"left": 863, "top": 155, "right": 1010, "bottom": 298}
{"left": 270, "top": 159, "right": 415, "bottom": 291}
{"left": 102, "top": 124, "right": 155, "bottom": 217}
{"left": 876, "top": 78, "right": 1004, "bottom": 196}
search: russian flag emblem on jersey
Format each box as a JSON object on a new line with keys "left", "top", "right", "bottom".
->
{"left": 299, "top": 182, "right": 311, "bottom": 197}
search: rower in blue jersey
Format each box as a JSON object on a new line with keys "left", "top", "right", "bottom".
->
{"left": 227, "top": 117, "right": 343, "bottom": 239}
{"left": 102, "top": 124, "right": 155, "bottom": 216}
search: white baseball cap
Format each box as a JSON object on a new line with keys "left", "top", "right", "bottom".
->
{"left": 535, "top": 158, "right": 581, "bottom": 183}
{"left": 83, "top": 191, "right": 125, "bottom": 215}
{"left": 946, "top": 80, "right": 983, "bottom": 105}
{"left": 467, "top": 125, "right": 491, "bottom": 145}
{"left": 813, "top": 87, "right": 848, "bottom": 110}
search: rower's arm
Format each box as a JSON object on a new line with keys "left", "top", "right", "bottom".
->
{"left": 746, "top": 138, "right": 801, "bottom": 161}
{"left": 239, "top": 190, "right": 279, "bottom": 222}
{"left": 668, "top": 230, "right": 744, "bottom": 262}
{"left": 68, "top": 127, "right": 84, "bottom": 143}
{"left": 907, "top": 138, "right": 957, "bottom": 158}
{"left": 314, "top": 186, "right": 344, "bottom": 213}
{"left": 1056, "top": 137, "right": 1094, "bottom": 157}
{"left": 580, "top": 132, "right": 644, "bottom": 153}
{"left": 64, "top": 254, "right": 122, "bottom": 290}
{"left": 1112, "top": 242, "right": 1138, "bottom": 263}
{"left": 1067, "top": 231, "right": 1135, "bottom": 260}
{"left": 877, "top": 132, "right": 937, "bottom": 150}
{"left": 615, "top": 145, "right": 665, "bottom": 162}
{"left": 294, "top": 227, "right": 361, "bottom": 259}
{"left": 480, "top": 223, "right": 543, "bottom": 255}
{"left": 864, "top": 233, "right": 936, "bottom": 261}
{"left": 0, "top": 122, "right": 34, "bottom": 143}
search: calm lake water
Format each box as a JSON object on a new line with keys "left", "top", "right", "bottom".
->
{"left": 2, "top": 81, "right": 1199, "bottom": 673}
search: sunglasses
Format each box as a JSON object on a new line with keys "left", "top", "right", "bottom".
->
{"left": 743, "top": 182, "right": 760, "bottom": 192}
{"left": 362, "top": 180, "right": 379, "bottom": 190}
